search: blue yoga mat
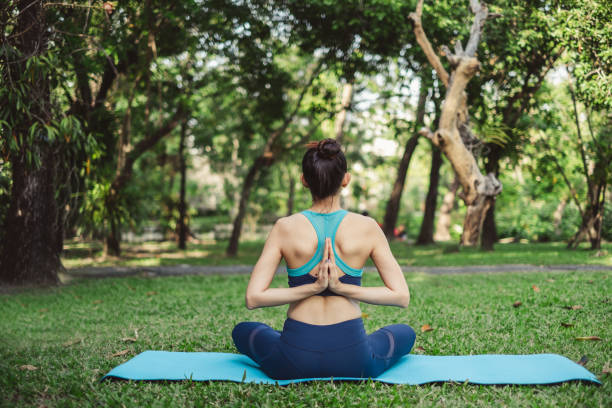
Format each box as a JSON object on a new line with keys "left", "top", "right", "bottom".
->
{"left": 101, "top": 351, "right": 600, "bottom": 385}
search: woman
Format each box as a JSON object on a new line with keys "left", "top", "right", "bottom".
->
{"left": 232, "top": 138, "right": 415, "bottom": 380}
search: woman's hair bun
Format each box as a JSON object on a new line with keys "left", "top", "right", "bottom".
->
{"left": 317, "top": 138, "right": 341, "bottom": 159}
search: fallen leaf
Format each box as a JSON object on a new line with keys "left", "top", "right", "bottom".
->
{"left": 39, "top": 308, "right": 48, "bottom": 313}
{"left": 576, "top": 355, "right": 589, "bottom": 367}
{"left": 19, "top": 364, "right": 38, "bottom": 371}
{"left": 546, "top": 279, "right": 555, "bottom": 283}
{"left": 146, "top": 291, "right": 157, "bottom": 296}
{"left": 122, "top": 328, "right": 139, "bottom": 342}
{"left": 561, "top": 322, "right": 574, "bottom": 328}
{"left": 421, "top": 324, "right": 433, "bottom": 333}
{"left": 92, "top": 299, "right": 103, "bottom": 304}
{"left": 602, "top": 362, "right": 610, "bottom": 375}
{"left": 414, "top": 346, "right": 426, "bottom": 353}
{"left": 512, "top": 301, "right": 522, "bottom": 308}
{"left": 575, "top": 336, "right": 601, "bottom": 341}
{"left": 361, "top": 313, "right": 369, "bottom": 319}
{"left": 110, "top": 349, "right": 129, "bottom": 357}
{"left": 532, "top": 285, "right": 540, "bottom": 293}
{"left": 62, "top": 338, "right": 82, "bottom": 347}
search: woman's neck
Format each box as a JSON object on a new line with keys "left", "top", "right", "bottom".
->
{"left": 309, "top": 195, "right": 342, "bottom": 213}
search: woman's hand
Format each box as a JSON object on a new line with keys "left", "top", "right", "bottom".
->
{"left": 326, "top": 238, "right": 344, "bottom": 294}
{"left": 312, "top": 237, "right": 331, "bottom": 293}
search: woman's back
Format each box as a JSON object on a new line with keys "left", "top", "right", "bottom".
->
{"left": 233, "top": 138, "right": 414, "bottom": 380}
{"left": 278, "top": 209, "right": 377, "bottom": 325}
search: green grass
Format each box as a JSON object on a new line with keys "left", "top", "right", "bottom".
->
{"left": 62, "top": 240, "right": 612, "bottom": 269}
{"left": 1, "top": 270, "right": 610, "bottom": 407}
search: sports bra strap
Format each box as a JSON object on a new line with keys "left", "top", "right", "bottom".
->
{"left": 287, "top": 209, "right": 363, "bottom": 277}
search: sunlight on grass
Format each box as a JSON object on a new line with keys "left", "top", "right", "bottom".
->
{"left": 62, "top": 239, "right": 612, "bottom": 270}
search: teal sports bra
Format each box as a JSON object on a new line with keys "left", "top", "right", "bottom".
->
{"left": 287, "top": 209, "right": 364, "bottom": 279}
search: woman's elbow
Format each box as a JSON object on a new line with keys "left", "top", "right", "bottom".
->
{"left": 398, "top": 290, "right": 410, "bottom": 308}
{"left": 245, "top": 292, "right": 258, "bottom": 310}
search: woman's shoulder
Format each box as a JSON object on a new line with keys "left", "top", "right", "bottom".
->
{"left": 270, "top": 213, "right": 305, "bottom": 232}
{"left": 344, "top": 210, "right": 378, "bottom": 223}
{"left": 343, "top": 211, "right": 380, "bottom": 232}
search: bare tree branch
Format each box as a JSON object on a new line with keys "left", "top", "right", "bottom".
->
{"left": 464, "top": 0, "right": 490, "bottom": 57}
{"left": 568, "top": 78, "right": 593, "bottom": 201}
{"left": 409, "top": 0, "right": 450, "bottom": 87}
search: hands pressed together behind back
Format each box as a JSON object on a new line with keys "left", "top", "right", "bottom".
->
{"left": 313, "top": 238, "right": 344, "bottom": 294}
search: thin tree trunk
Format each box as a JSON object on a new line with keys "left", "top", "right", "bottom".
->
{"left": 434, "top": 176, "right": 459, "bottom": 241}
{"left": 1, "top": 149, "right": 62, "bottom": 285}
{"left": 0, "top": 0, "right": 62, "bottom": 285}
{"left": 227, "top": 157, "right": 266, "bottom": 256}
{"left": 104, "top": 213, "right": 121, "bottom": 256}
{"left": 287, "top": 174, "right": 295, "bottom": 216}
{"left": 178, "top": 121, "right": 188, "bottom": 250}
{"left": 481, "top": 144, "right": 501, "bottom": 250}
{"left": 103, "top": 107, "right": 186, "bottom": 256}
{"left": 382, "top": 81, "right": 428, "bottom": 238}
{"left": 334, "top": 81, "right": 353, "bottom": 144}
{"left": 416, "top": 145, "right": 443, "bottom": 245}
{"left": 552, "top": 197, "right": 568, "bottom": 237}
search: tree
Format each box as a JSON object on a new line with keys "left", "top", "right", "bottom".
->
{"left": 409, "top": 0, "right": 502, "bottom": 246}
{"left": 473, "top": 0, "right": 564, "bottom": 250}
{"left": 225, "top": 0, "right": 416, "bottom": 255}
{"left": 529, "top": 78, "right": 610, "bottom": 250}
{"left": 416, "top": 144, "right": 444, "bottom": 245}
{"left": 226, "top": 56, "right": 334, "bottom": 256}
{"left": 382, "top": 76, "right": 428, "bottom": 239}
{"left": 0, "top": 0, "right": 93, "bottom": 284}
{"left": 554, "top": 0, "right": 611, "bottom": 249}
{"left": 177, "top": 121, "right": 189, "bottom": 250}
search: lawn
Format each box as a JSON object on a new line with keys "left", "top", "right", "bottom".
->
{"left": 61, "top": 239, "right": 612, "bottom": 269}
{"left": 1, "top": 270, "right": 610, "bottom": 407}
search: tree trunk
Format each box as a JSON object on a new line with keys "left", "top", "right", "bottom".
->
{"left": 1, "top": 150, "right": 62, "bottom": 285}
{"left": 287, "top": 174, "right": 295, "bottom": 217}
{"left": 409, "top": 0, "right": 502, "bottom": 247}
{"left": 552, "top": 197, "right": 568, "bottom": 237}
{"left": 382, "top": 81, "right": 428, "bottom": 238}
{"left": 481, "top": 144, "right": 501, "bottom": 250}
{"left": 480, "top": 199, "right": 497, "bottom": 250}
{"left": 178, "top": 121, "right": 188, "bottom": 250}
{"left": 104, "top": 210, "right": 121, "bottom": 256}
{"left": 416, "top": 145, "right": 443, "bottom": 245}
{"left": 334, "top": 81, "right": 354, "bottom": 144}
{"left": 0, "top": 1, "right": 62, "bottom": 285}
{"left": 227, "top": 157, "right": 266, "bottom": 256}
{"left": 103, "top": 107, "right": 185, "bottom": 256}
{"left": 568, "top": 182, "right": 606, "bottom": 250}
{"left": 434, "top": 176, "right": 459, "bottom": 241}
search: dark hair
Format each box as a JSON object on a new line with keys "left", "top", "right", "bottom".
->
{"left": 302, "top": 138, "right": 347, "bottom": 201}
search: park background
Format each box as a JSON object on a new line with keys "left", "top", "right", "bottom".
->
{"left": 1, "top": 0, "right": 610, "bottom": 406}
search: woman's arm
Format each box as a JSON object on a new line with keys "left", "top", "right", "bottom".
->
{"left": 328, "top": 220, "right": 410, "bottom": 308}
{"left": 244, "top": 219, "right": 330, "bottom": 309}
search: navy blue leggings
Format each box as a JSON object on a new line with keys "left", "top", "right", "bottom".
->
{"left": 232, "top": 317, "right": 416, "bottom": 380}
